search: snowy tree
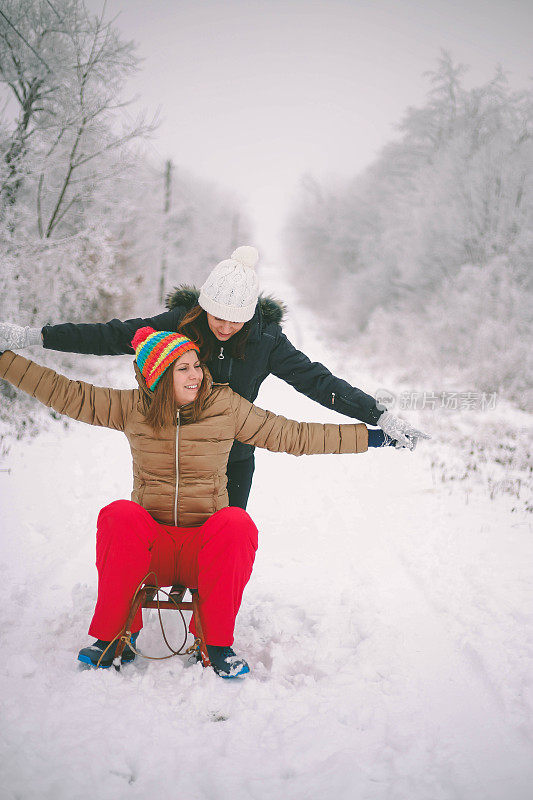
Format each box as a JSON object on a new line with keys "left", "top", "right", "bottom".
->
{"left": 0, "top": 2, "right": 253, "bottom": 441}
{"left": 0, "top": 0, "right": 153, "bottom": 237}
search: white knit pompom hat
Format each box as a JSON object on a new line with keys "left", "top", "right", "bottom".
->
{"left": 198, "top": 245, "right": 260, "bottom": 323}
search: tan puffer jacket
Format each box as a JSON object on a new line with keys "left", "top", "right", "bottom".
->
{"left": 0, "top": 351, "right": 368, "bottom": 527}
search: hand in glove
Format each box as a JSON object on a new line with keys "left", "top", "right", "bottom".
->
{"left": 368, "top": 428, "right": 404, "bottom": 449}
{"left": 377, "top": 411, "right": 431, "bottom": 451}
{"left": 0, "top": 323, "right": 42, "bottom": 351}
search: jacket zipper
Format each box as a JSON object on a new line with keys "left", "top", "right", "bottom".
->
{"left": 218, "top": 345, "right": 232, "bottom": 381}
{"left": 174, "top": 410, "right": 180, "bottom": 526}
{"left": 331, "top": 392, "right": 335, "bottom": 406}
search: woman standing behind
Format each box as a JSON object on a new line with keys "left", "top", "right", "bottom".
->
{"left": 0, "top": 327, "right": 403, "bottom": 678}
{"left": 0, "top": 246, "right": 429, "bottom": 509}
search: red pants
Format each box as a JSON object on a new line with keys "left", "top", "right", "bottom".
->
{"left": 88, "top": 500, "right": 258, "bottom": 646}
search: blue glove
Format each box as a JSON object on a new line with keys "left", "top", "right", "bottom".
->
{"left": 367, "top": 429, "right": 402, "bottom": 448}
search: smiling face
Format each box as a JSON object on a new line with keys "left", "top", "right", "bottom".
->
{"left": 206, "top": 313, "right": 245, "bottom": 341}
{"left": 172, "top": 350, "right": 203, "bottom": 405}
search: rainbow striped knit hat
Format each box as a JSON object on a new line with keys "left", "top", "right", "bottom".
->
{"left": 131, "top": 327, "right": 200, "bottom": 391}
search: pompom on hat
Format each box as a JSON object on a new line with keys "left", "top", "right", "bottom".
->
{"left": 132, "top": 327, "right": 199, "bottom": 391}
{"left": 198, "top": 245, "right": 260, "bottom": 323}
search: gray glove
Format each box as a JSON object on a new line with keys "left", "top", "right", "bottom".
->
{"left": 0, "top": 323, "right": 42, "bottom": 351}
{"left": 378, "top": 411, "right": 431, "bottom": 451}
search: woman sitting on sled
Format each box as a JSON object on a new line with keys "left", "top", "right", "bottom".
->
{"left": 0, "top": 326, "right": 415, "bottom": 678}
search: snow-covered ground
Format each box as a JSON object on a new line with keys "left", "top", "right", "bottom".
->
{"left": 0, "top": 309, "right": 532, "bottom": 800}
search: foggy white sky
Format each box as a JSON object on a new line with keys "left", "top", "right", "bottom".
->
{"left": 90, "top": 0, "right": 531, "bottom": 253}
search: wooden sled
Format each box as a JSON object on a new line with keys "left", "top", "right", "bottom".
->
{"left": 113, "top": 583, "right": 211, "bottom": 669}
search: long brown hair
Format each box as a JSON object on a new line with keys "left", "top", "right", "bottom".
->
{"left": 142, "top": 361, "right": 212, "bottom": 429}
{"left": 177, "top": 304, "right": 252, "bottom": 361}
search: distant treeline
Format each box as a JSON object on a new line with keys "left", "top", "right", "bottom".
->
{"left": 284, "top": 53, "right": 532, "bottom": 409}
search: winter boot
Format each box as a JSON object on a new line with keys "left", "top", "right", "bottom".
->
{"left": 77, "top": 632, "right": 139, "bottom": 668}
{"left": 206, "top": 645, "right": 250, "bottom": 678}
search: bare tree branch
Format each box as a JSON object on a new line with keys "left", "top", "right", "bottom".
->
{"left": 0, "top": 8, "right": 52, "bottom": 73}
{"left": 0, "top": 0, "right": 154, "bottom": 232}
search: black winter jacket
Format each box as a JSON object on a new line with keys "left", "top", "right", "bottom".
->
{"left": 42, "top": 288, "right": 384, "bottom": 463}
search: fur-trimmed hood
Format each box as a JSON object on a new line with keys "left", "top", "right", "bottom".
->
{"left": 165, "top": 285, "right": 286, "bottom": 327}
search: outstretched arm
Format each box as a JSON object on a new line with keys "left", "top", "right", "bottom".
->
{"left": 230, "top": 390, "right": 369, "bottom": 455}
{"left": 0, "top": 351, "right": 135, "bottom": 430}
{"left": 42, "top": 307, "right": 184, "bottom": 355}
{"left": 0, "top": 306, "right": 185, "bottom": 357}
{"left": 268, "top": 330, "right": 430, "bottom": 449}
{"left": 268, "top": 329, "right": 383, "bottom": 425}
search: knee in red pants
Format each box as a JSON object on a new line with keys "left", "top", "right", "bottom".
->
{"left": 97, "top": 499, "right": 157, "bottom": 539}
{"left": 201, "top": 506, "right": 258, "bottom": 551}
